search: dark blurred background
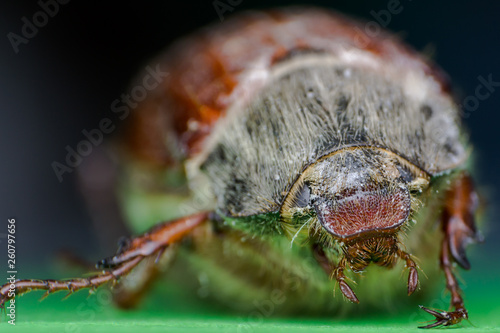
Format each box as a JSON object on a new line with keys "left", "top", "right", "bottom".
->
{"left": 0, "top": 0, "right": 499, "bottom": 277}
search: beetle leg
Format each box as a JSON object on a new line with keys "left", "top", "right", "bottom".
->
{"left": 419, "top": 172, "right": 482, "bottom": 329}
{"left": 111, "top": 244, "right": 177, "bottom": 309}
{"left": 333, "top": 258, "right": 359, "bottom": 303}
{"left": 312, "top": 244, "right": 334, "bottom": 273}
{"left": 313, "top": 245, "right": 359, "bottom": 303}
{"left": 0, "top": 212, "right": 209, "bottom": 308}
{"left": 418, "top": 236, "right": 469, "bottom": 328}
{"left": 54, "top": 239, "right": 174, "bottom": 309}
{"left": 442, "top": 172, "right": 483, "bottom": 270}
{"left": 396, "top": 248, "right": 419, "bottom": 296}
{"left": 95, "top": 211, "right": 208, "bottom": 268}
{"left": 418, "top": 305, "right": 466, "bottom": 329}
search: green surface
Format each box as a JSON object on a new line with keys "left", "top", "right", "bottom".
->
{"left": 1, "top": 261, "right": 499, "bottom": 333}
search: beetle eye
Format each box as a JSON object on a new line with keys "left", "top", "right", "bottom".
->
{"left": 294, "top": 182, "right": 311, "bottom": 208}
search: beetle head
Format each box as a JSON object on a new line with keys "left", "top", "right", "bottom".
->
{"left": 307, "top": 148, "right": 411, "bottom": 240}
{"left": 282, "top": 147, "right": 428, "bottom": 299}
{"left": 282, "top": 146, "right": 429, "bottom": 253}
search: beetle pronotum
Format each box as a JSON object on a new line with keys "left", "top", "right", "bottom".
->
{"left": 1, "top": 7, "right": 482, "bottom": 329}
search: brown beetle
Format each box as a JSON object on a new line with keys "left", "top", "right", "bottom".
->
{"left": 1, "top": 7, "right": 482, "bottom": 328}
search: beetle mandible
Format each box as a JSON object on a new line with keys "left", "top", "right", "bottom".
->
{"left": 1, "top": 7, "right": 482, "bottom": 329}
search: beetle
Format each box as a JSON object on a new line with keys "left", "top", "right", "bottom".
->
{"left": 0, "top": 7, "right": 482, "bottom": 329}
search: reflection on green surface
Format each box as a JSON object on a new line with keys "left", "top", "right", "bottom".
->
{"left": 1, "top": 261, "right": 499, "bottom": 333}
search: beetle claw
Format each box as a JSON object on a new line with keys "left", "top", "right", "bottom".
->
{"left": 338, "top": 280, "right": 359, "bottom": 303}
{"left": 407, "top": 266, "right": 418, "bottom": 296}
{"left": 396, "top": 248, "right": 419, "bottom": 296}
{"left": 95, "top": 257, "right": 116, "bottom": 269}
{"left": 418, "top": 305, "right": 468, "bottom": 329}
{"left": 96, "top": 237, "right": 132, "bottom": 268}
{"left": 116, "top": 237, "right": 131, "bottom": 255}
